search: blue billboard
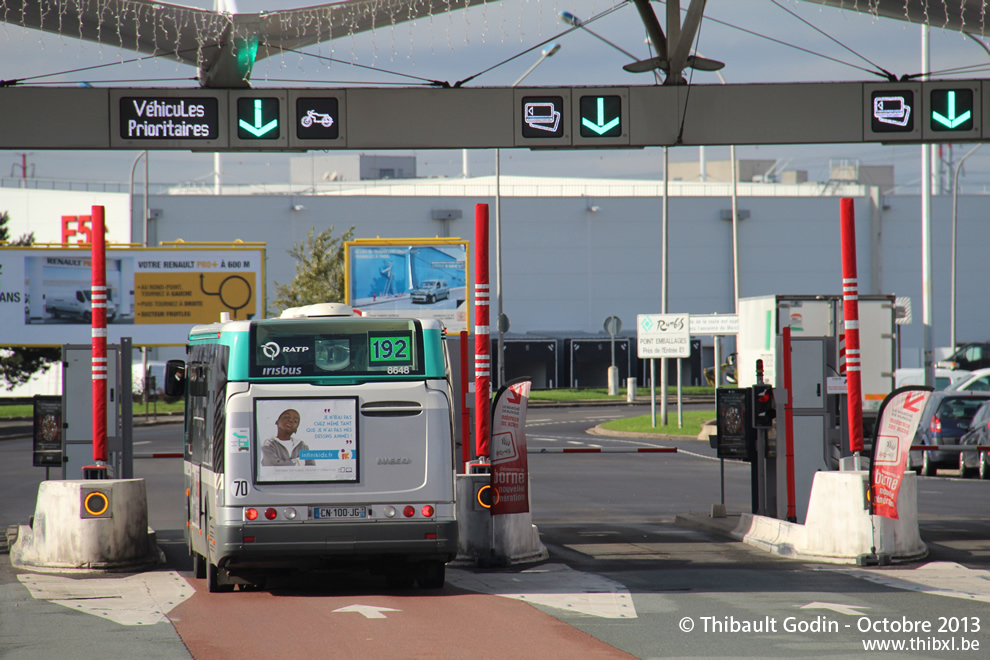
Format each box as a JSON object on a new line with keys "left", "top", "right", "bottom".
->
{"left": 345, "top": 239, "right": 469, "bottom": 332}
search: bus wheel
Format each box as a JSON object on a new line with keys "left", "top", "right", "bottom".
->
{"left": 192, "top": 551, "right": 206, "bottom": 579}
{"left": 418, "top": 561, "right": 445, "bottom": 589}
{"left": 208, "top": 550, "right": 235, "bottom": 593}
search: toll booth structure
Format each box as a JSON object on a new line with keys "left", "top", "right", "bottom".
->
{"left": 61, "top": 342, "right": 134, "bottom": 480}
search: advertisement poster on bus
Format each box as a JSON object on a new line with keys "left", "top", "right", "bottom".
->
{"left": 344, "top": 238, "right": 469, "bottom": 333}
{"left": 254, "top": 397, "right": 359, "bottom": 484}
{"left": 490, "top": 379, "right": 532, "bottom": 515}
{"left": 871, "top": 387, "right": 932, "bottom": 519}
{"left": 0, "top": 245, "right": 264, "bottom": 346}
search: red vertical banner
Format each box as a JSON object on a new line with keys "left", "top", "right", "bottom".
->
{"left": 871, "top": 388, "right": 931, "bottom": 519}
{"left": 474, "top": 204, "right": 491, "bottom": 459}
{"left": 91, "top": 205, "right": 108, "bottom": 464}
{"left": 840, "top": 198, "right": 865, "bottom": 453}
{"left": 491, "top": 379, "right": 532, "bottom": 515}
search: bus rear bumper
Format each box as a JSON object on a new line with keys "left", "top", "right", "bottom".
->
{"left": 213, "top": 520, "right": 458, "bottom": 570}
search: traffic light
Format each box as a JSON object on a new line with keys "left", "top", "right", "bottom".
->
{"left": 752, "top": 384, "right": 776, "bottom": 429}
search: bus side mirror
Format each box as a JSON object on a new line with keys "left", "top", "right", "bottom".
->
{"left": 164, "top": 360, "right": 186, "bottom": 397}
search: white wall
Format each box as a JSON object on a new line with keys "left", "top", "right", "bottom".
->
{"left": 0, "top": 189, "right": 132, "bottom": 244}
{"left": 138, "top": 188, "right": 978, "bottom": 365}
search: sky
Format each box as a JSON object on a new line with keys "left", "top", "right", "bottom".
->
{"left": 3, "top": 0, "right": 990, "bottom": 191}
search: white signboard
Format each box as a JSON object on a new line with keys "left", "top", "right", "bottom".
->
{"left": 637, "top": 314, "right": 690, "bottom": 359}
{"left": 827, "top": 376, "right": 848, "bottom": 394}
{"left": 689, "top": 314, "right": 740, "bottom": 336}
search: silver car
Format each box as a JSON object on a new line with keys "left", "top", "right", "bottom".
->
{"left": 411, "top": 279, "right": 450, "bottom": 304}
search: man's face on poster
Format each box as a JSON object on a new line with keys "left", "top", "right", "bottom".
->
{"left": 276, "top": 409, "right": 300, "bottom": 437}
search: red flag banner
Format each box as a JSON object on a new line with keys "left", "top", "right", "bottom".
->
{"left": 871, "top": 386, "right": 932, "bottom": 519}
{"left": 490, "top": 379, "right": 532, "bottom": 515}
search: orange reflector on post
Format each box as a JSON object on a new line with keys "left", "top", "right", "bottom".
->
{"left": 476, "top": 484, "right": 499, "bottom": 509}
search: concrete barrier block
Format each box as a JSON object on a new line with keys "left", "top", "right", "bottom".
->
{"left": 735, "top": 471, "right": 926, "bottom": 564}
{"left": 10, "top": 479, "right": 162, "bottom": 573}
{"left": 493, "top": 515, "right": 548, "bottom": 566}
{"left": 454, "top": 474, "right": 547, "bottom": 567}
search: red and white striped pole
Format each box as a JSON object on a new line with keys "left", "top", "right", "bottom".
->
{"left": 474, "top": 204, "right": 491, "bottom": 460}
{"left": 91, "top": 205, "right": 109, "bottom": 468}
{"left": 840, "top": 198, "right": 865, "bottom": 456}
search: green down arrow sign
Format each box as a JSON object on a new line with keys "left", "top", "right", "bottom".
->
{"left": 580, "top": 96, "right": 621, "bottom": 138}
{"left": 237, "top": 98, "right": 280, "bottom": 139}
{"left": 930, "top": 89, "right": 973, "bottom": 131}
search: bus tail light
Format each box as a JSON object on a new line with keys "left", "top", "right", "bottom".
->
{"left": 245, "top": 508, "right": 259, "bottom": 521}
{"left": 265, "top": 508, "right": 278, "bottom": 520}
{"left": 421, "top": 505, "right": 435, "bottom": 517}
{"left": 402, "top": 505, "right": 416, "bottom": 518}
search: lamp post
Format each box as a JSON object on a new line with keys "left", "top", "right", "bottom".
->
{"left": 558, "top": 11, "right": 637, "bottom": 60}
{"left": 691, "top": 54, "right": 739, "bottom": 388}
{"left": 129, "top": 150, "right": 149, "bottom": 413}
{"left": 494, "top": 42, "right": 561, "bottom": 389}
{"left": 950, "top": 144, "right": 982, "bottom": 354}
{"left": 129, "top": 151, "right": 149, "bottom": 247}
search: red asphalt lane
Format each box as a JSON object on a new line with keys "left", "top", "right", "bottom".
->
{"left": 169, "top": 577, "right": 635, "bottom": 660}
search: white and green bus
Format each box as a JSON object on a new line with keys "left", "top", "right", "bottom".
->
{"left": 165, "top": 303, "right": 457, "bottom": 592}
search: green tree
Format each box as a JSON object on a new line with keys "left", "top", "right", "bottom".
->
{"left": 270, "top": 225, "right": 355, "bottom": 314}
{"left": 0, "top": 210, "right": 59, "bottom": 390}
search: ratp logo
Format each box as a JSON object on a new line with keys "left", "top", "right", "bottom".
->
{"left": 262, "top": 341, "right": 281, "bottom": 360}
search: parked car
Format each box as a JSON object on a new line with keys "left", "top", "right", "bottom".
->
{"left": 894, "top": 367, "right": 971, "bottom": 391}
{"left": 959, "top": 400, "right": 990, "bottom": 479}
{"left": 936, "top": 342, "right": 990, "bottom": 371}
{"left": 909, "top": 392, "right": 990, "bottom": 476}
{"left": 410, "top": 279, "right": 450, "bottom": 304}
{"left": 944, "top": 367, "right": 990, "bottom": 392}
{"left": 45, "top": 289, "right": 117, "bottom": 323}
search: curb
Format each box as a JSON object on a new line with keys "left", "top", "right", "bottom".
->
{"left": 674, "top": 511, "right": 745, "bottom": 539}
{"left": 586, "top": 424, "right": 700, "bottom": 441}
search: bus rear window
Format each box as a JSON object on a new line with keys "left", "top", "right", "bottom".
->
{"left": 250, "top": 318, "right": 423, "bottom": 378}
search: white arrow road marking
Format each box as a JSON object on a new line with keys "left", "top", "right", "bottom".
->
{"left": 447, "top": 563, "right": 637, "bottom": 619}
{"left": 815, "top": 561, "right": 990, "bottom": 604}
{"left": 17, "top": 571, "right": 194, "bottom": 626}
{"left": 800, "top": 602, "right": 870, "bottom": 616}
{"left": 333, "top": 604, "right": 402, "bottom": 619}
